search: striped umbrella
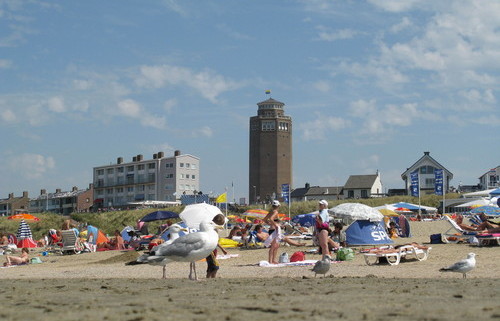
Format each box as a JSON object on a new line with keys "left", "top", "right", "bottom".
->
{"left": 16, "top": 220, "right": 37, "bottom": 248}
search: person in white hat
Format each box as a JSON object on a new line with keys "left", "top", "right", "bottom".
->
{"left": 263, "top": 200, "right": 283, "bottom": 264}
{"left": 316, "top": 200, "right": 331, "bottom": 259}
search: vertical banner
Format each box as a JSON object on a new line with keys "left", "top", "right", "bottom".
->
{"left": 281, "top": 183, "right": 290, "bottom": 204}
{"left": 434, "top": 169, "right": 444, "bottom": 196}
{"left": 410, "top": 170, "right": 419, "bottom": 197}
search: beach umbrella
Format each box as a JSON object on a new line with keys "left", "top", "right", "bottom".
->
{"left": 139, "top": 211, "right": 179, "bottom": 222}
{"left": 378, "top": 208, "right": 399, "bottom": 217}
{"left": 15, "top": 220, "right": 37, "bottom": 248}
{"left": 180, "top": 203, "right": 223, "bottom": 229}
{"left": 241, "top": 209, "right": 268, "bottom": 218}
{"left": 8, "top": 213, "right": 40, "bottom": 221}
{"left": 470, "top": 205, "right": 500, "bottom": 215}
{"left": 328, "top": 203, "right": 383, "bottom": 222}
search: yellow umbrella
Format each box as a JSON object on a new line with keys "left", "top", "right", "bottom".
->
{"left": 378, "top": 208, "right": 399, "bottom": 217}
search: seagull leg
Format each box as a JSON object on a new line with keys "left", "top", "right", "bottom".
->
{"left": 163, "top": 265, "right": 167, "bottom": 279}
{"left": 193, "top": 262, "right": 198, "bottom": 281}
{"left": 189, "top": 262, "right": 194, "bottom": 280}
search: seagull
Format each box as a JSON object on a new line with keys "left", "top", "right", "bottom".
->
{"left": 311, "top": 255, "right": 331, "bottom": 278}
{"left": 439, "top": 253, "right": 476, "bottom": 278}
{"left": 136, "top": 220, "right": 220, "bottom": 280}
{"left": 135, "top": 224, "right": 187, "bottom": 262}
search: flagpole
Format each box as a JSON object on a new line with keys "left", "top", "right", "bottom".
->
{"left": 418, "top": 171, "right": 421, "bottom": 217}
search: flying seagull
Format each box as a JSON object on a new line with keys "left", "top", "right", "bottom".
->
{"left": 439, "top": 253, "right": 476, "bottom": 278}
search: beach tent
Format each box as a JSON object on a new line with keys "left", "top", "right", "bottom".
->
{"left": 291, "top": 213, "right": 316, "bottom": 227}
{"left": 16, "top": 220, "right": 37, "bottom": 248}
{"left": 86, "top": 225, "right": 109, "bottom": 246}
{"left": 391, "top": 202, "right": 437, "bottom": 214}
{"left": 345, "top": 220, "right": 393, "bottom": 246}
{"left": 139, "top": 210, "right": 179, "bottom": 222}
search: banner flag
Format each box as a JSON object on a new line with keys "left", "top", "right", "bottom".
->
{"left": 410, "top": 170, "right": 419, "bottom": 197}
{"left": 434, "top": 169, "right": 444, "bottom": 196}
{"left": 215, "top": 192, "right": 227, "bottom": 203}
{"left": 281, "top": 183, "right": 290, "bottom": 204}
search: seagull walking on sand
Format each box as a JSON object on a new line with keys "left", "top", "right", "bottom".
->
{"left": 439, "top": 253, "right": 476, "bottom": 278}
{"left": 135, "top": 224, "right": 187, "bottom": 263}
{"left": 136, "top": 220, "right": 220, "bottom": 280}
{"left": 311, "top": 255, "right": 331, "bottom": 278}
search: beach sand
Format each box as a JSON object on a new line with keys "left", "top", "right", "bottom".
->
{"left": 1, "top": 220, "right": 499, "bottom": 320}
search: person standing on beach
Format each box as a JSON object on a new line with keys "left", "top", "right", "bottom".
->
{"left": 316, "top": 200, "right": 331, "bottom": 259}
{"left": 263, "top": 200, "right": 283, "bottom": 264}
{"left": 206, "top": 214, "right": 228, "bottom": 278}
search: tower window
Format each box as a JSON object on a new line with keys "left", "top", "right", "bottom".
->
{"left": 262, "top": 121, "right": 275, "bottom": 131}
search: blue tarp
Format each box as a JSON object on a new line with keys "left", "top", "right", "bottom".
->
{"left": 140, "top": 211, "right": 179, "bottom": 222}
{"left": 345, "top": 220, "right": 393, "bottom": 246}
{"left": 291, "top": 213, "right": 316, "bottom": 227}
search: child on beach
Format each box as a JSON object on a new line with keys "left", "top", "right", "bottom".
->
{"left": 206, "top": 214, "right": 228, "bottom": 278}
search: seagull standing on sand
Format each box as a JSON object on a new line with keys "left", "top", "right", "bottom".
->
{"left": 311, "top": 255, "right": 331, "bottom": 278}
{"left": 135, "top": 224, "right": 187, "bottom": 263}
{"left": 439, "top": 253, "right": 476, "bottom": 278}
{"left": 136, "top": 220, "right": 219, "bottom": 280}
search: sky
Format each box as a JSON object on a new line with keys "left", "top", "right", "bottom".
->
{"left": 1, "top": 0, "right": 499, "bottom": 203}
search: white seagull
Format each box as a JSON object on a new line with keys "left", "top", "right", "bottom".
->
{"left": 137, "top": 220, "right": 220, "bottom": 280}
{"left": 311, "top": 255, "right": 331, "bottom": 278}
{"left": 136, "top": 224, "right": 187, "bottom": 262}
{"left": 439, "top": 253, "right": 476, "bottom": 278}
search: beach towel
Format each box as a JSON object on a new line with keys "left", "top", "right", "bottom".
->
{"left": 259, "top": 260, "right": 331, "bottom": 267}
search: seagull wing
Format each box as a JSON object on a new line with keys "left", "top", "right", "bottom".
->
{"left": 156, "top": 232, "right": 210, "bottom": 258}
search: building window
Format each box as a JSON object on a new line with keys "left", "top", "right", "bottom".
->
{"left": 107, "top": 168, "right": 114, "bottom": 174}
{"left": 186, "top": 163, "right": 190, "bottom": 168}
{"left": 138, "top": 164, "right": 145, "bottom": 170}
{"left": 180, "top": 174, "right": 185, "bottom": 179}
{"left": 180, "top": 163, "right": 184, "bottom": 168}
{"left": 262, "top": 121, "right": 275, "bottom": 131}
{"left": 97, "top": 169, "right": 104, "bottom": 175}
{"left": 186, "top": 174, "right": 190, "bottom": 179}
{"left": 361, "top": 190, "right": 368, "bottom": 198}
{"left": 148, "top": 163, "right": 155, "bottom": 169}
{"left": 279, "top": 122, "right": 289, "bottom": 131}
{"left": 117, "top": 167, "right": 124, "bottom": 173}
{"left": 191, "top": 164, "right": 197, "bottom": 170}
{"left": 127, "top": 166, "right": 134, "bottom": 172}
{"left": 192, "top": 174, "right": 196, "bottom": 179}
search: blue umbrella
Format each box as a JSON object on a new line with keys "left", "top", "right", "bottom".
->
{"left": 470, "top": 205, "right": 500, "bottom": 215}
{"left": 291, "top": 213, "right": 316, "bottom": 227}
{"left": 140, "top": 211, "right": 179, "bottom": 222}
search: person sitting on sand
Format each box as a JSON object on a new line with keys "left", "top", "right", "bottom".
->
{"left": 100, "top": 230, "right": 125, "bottom": 250}
{"left": 227, "top": 226, "right": 242, "bottom": 240}
{"left": 0, "top": 232, "right": 9, "bottom": 247}
{"left": 387, "top": 222, "right": 399, "bottom": 239}
{"left": 4, "top": 247, "right": 29, "bottom": 266}
{"left": 455, "top": 214, "right": 499, "bottom": 232}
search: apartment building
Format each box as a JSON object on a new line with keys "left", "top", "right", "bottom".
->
{"left": 93, "top": 150, "right": 199, "bottom": 208}
{"left": 29, "top": 185, "right": 93, "bottom": 215}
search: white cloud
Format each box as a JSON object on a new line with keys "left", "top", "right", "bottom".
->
{"left": 163, "top": 98, "right": 177, "bottom": 112}
{"left": 300, "top": 114, "right": 351, "bottom": 141}
{"left": 8, "top": 153, "right": 55, "bottom": 179}
{"left": 390, "top": 17, "right": 413, "bottom": 33}
{"left": 135, "top": 64, "right": 240, "bottom": 103}
{"left": 0, "top": 59, "right": 12, "bottom": 68}
{"left": 1, "top": 109, "right": 16, "bottom": 122}
{"left": 117, "top": 99, "right": 166, "bottom": 129}
{"left": 196, "top": 126, "right": 213, "bottom": 138}
{"left": 48, "top": 96, "right": 66, "bottom": 113}
{"left": 367, "top": 0, "right": 420, "bottom": 13}
{"left": 312, "top": 80, "right": 331, "bottom": 93}
{"left": 316, "top": 26, "right": 359, "bottom": 42}
{"left": 162, "top": 0, "right": 188, "bottom": 17}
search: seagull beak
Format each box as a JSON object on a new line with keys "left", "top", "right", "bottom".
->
{"left": 180, "top": 228, "right": 189, "bottom": 232}
{"left": 214, "top": 225, "right": 225, "bottom": 230}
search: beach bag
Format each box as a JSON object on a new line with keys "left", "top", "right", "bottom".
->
{"left": 336, "top": 248, "right": 354, "bottom": 261}
{"left": 430, "top": 234, "right": 443, "bottom": 244}
{"left": 30, "top": 257, "right": 42, "bottom": 264}
{"left": 290, "top": 251, "right": 305, "bottom": 262}
{"left": 279, "top": 252, "right": 289, "bottom": 263}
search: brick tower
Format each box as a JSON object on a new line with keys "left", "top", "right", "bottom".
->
{"left": 249, "top": 97, "right": 292, "bottom": 204}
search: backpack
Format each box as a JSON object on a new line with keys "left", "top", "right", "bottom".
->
{"left": 336, "top": 248, "right": 354, "bottom": 261}
{"left": 290, "top": 251, "right": 305, "bottom": 262}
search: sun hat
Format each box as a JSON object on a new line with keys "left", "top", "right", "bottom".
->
{"left": 272, "top": 200, "right": 280, "bottom": 207}
{"left": 319, "top": 200, "right": 328, "bottom": 207}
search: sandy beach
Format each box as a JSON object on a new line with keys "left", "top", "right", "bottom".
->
{"left": 1, "top": 220, "right": 499, "bottom": 321}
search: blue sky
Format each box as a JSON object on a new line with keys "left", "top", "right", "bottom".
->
{"left": 1, "top": 0, "right": 499, "bottom": 202}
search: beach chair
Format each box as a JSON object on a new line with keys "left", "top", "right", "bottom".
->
{"left": 475, "top": 233, "right": 500, "bottom": 247}
{"left": 441, "top": 215, "right": 477, "bottom": 243}
{"left": 363, "top": 244, "right": 431, "bottom": 266}
{"left": 60, "top": 229, "right": 83, "bottom": 255}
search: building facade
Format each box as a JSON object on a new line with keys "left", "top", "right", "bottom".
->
{"left": 401, "top": 152, "right": 453, "bottom": 195}
{"left": 0, "top": 192, "right": 29, "bottom": 216}
{"left": 249, "top": 98, "right": 292, "bottom": 204}
{"left": 29, "top": 186, "right": 93, "bottom": 215}
{"left": 93, "top": 151, "right": 199, "bottom": 208}
{"left": 478, "top": 166, "right": 499, "bottom": 190}
{"left": 343, "top": 173, "right": 383, "bottom": 199}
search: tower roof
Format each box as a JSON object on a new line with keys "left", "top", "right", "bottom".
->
{"left": 257, "top": 98, "right": 284, "bottom": 106}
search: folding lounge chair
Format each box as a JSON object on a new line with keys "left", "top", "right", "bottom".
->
{"left": 475, "top": 233, "right": 500, "bottom": 246}
{"left": 60, "top": 229, "right": 83, "bottom": 255}
{"left": 441, "top": 215, "right": 477, "bottom": 243}
{"left": 363, "top": 244, "right": 432, "bottom": 266}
